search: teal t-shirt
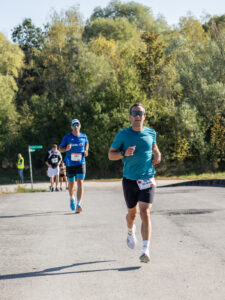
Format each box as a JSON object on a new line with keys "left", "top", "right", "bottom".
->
{"left": 111, "top": 126, "right": 156, "bottom": 180}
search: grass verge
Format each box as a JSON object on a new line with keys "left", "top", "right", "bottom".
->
{"left": 156, "top": 172, "right": 225, "bottom": 180}
{"left": 16, "top": 186, "right": 49, "bottom": 193}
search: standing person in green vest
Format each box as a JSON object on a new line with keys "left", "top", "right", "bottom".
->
{"left": 17, "top": 153, "right": 24, "bottom": 183}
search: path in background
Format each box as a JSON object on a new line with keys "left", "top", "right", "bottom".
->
{"left": 0, "top": 179, "right": 190, "bottom": 193}
{"left": 0, "top": 183, "right": 225, "bottom": 300}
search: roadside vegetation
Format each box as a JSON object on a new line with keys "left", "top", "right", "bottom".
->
{"left": 16, "top": 186, "right": 49, "bottom": 193}
{"left": 1, "top": 1, "right": 225, "bottom": 181}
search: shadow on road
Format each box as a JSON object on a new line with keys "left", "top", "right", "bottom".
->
{"left": 152, "top": 208, "right": 220, "bottom": 216}
{"left": 0, "top": 211, "right": 71, "bottom": 219}
{"left": 0, "top": 261, "right": 141, "bottom": 280}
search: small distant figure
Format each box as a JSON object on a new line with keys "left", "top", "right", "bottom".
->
{"left": 45, "top": 144, "right": 62, "bottom": 192}
{"left": 59, "top": 162, "right": 68, "bottom": 191}
{"left": 17, "top": 153, "right": 24, "bottom": 183}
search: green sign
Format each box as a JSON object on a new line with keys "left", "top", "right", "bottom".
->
{"left": 29, "top": 145, "right": 43, "bottom": 150}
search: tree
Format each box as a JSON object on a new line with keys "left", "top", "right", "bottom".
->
{"left": 17, "top": 9, "right": 114, "bottom": 169}
{"left": 0, "top": 33, "right": 24, "bottom": 166}
{"left": 12, "top": 19, "right": 45, "bottom": 107}
{"left": 12, "top": 18, "right": 44, "bottom": 61}
{"left": 84, "top": 17, "right": 140, "bottom": 42}
{"left": 210, "top": 109, "right": 225, "bottom": 168}
{"left": 90, "top": 0, "right": 168, "bottom": 32}
{"left": 203, "top": 14, "right": 225, "bottom": 32}
{"left": 2, "top": 5, "right": 225, "bottom": 176}
{"left": 134, "top": 32, "right": 167, "bottom": 97}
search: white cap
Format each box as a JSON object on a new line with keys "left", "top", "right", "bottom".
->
{"left": 71, "top": 119, "right": 80, "bottom": 126}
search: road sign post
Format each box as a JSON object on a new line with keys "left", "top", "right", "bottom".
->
{"left": 29, "top": 145, "right": 43, "bottom": 150}
{"left": 28, "top": 145, "right": 43, "bottom": 189}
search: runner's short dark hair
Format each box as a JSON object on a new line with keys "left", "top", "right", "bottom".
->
{"left": 129, "top": 103, "right": 145, "bottom": 114}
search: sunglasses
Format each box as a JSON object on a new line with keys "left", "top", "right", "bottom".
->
{"left": 72, "top": 123, "right": 80, "bottom": 127}
{"left": 130, "top": 111, "right": 145, "bottom": 117}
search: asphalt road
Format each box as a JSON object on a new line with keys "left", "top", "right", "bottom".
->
{"left": 0, "top": 183, "right": 225, "bottom": 300}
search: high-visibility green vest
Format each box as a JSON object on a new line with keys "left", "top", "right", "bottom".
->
{"left": 17, "top": 157, "right": 24, "bottom": 169}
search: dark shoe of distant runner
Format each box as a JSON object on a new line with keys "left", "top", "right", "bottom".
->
{"left": 55, "top": 187, "right": 59, "bottom": 191}
{"left": 76, "top": 205, "right": 82, "bottom": 214}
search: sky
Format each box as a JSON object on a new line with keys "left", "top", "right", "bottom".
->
{"left": 0, "top": 0, "right": 225, "bottom": 39}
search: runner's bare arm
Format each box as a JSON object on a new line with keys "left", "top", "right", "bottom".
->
{"left": 58, "top": 157, "right": 62, "bottom": 166}
{"left": 45, "top": 161, "right": 51, "bottom": 168}
{"left": 152, "top": 144, "right": 161, "bottom": 165}
{"left": 59, "top": 145, "right": 71, "bottom": 153}
{"left": 108, "top": 146, "right": 136, "bottom": 160}
{"left": 108, "top": 147, "right": 124, "bottom": 160}
{"left": 84, "top": 143, "right": 89, "bottom": 157}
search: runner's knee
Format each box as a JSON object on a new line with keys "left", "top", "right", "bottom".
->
{"left": 127, "top": 210, "right": 138, "bottom": 220}
{"left": 140, "top": 208, "right": 150, "bottom": 220}
{"left": 77, "top": 179, "right": 83, "bottom": 189}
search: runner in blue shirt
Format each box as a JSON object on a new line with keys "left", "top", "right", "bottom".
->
{"left": 108, "top": 103, "right": 161, "bottom": 263}
{"left": 59, "top": 119, "right": 89, "bottom": 213}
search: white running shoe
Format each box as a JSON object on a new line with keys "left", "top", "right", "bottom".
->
{"left": 139, "top": 252, "right": 150, "bottom": 263}
{"left": 127, "top": 224, "right": 137, "bottom": 249}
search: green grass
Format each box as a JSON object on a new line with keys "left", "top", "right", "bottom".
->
{"left": 16, "top": 186, "right": 49, "bottom": 193}
{"left": 87, "top": 178, "right": 122, "bottom": 182}
{"left": 156, "top": 172, "right": 225, "bottom": 180}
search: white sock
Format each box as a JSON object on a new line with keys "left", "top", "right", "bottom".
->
{"left": 70, "top": 195, "right": 75, "bottom": 201}
{"left": 142, "top": 240, "right": 150, "bottom": 254}
{"left": 77, "top": 199, "right": 81, "bottom": 206}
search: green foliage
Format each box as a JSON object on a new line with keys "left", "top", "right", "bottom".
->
{"left": 0, "top": 33, "right": 24, "bottom": 166}
{"left": 12, "top": 18, "right": 44, "bottom": 52}
{"left": 11, "top": 19, "right": 45, "bottom": 107}
{"left": 203, "top": 14, "right": 225, "bottom": 32}
{"left": 16, "top": 186, "right": 49, "bottom": 193}
{"left": 0, "top": 33, "right": 24, "bottom": 77}
{"left": 90, "top": 0, "right": 168, "bottom": 32}
{"left": 210, "top": 110, "right": 225, "bottom": 165}
{"left": 84, "top": 17, "right": 140, "bottom": 42}
{"left": 0, "top": 4, "right": 225, "bottom": 176}
{"left": 134, "top": 32, "right": 167, "bottom": 96}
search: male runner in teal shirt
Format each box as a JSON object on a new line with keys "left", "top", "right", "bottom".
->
{"left": 108, "top": 103, "right": 161, "bottom": 263}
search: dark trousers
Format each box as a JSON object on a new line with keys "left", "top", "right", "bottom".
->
{"left": 18, "top": 169, "right": 24, "bottom": 183}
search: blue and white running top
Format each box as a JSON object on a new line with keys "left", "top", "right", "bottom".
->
{"left": 60, "top": 132, "right": 88, "bottom": 166}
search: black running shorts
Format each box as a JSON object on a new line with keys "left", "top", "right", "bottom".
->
{"left": 66, "top": 164, "right": 86, "bottom": 180}
{"left": 122, "top": 177, "right": 155, "bottom": 209}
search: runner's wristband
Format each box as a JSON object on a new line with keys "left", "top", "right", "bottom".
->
{"left": 121, "top": 150, "right": 125, "bottom": 157}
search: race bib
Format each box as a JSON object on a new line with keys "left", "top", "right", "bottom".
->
{"left": 71, "top": 153, "right": 82, "bottom": 161}
{"left": 51, "top": 157, "right": 58, "bottom": 163}
{"left": 137, "top": 178, "right": 156, "bottom": 190}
